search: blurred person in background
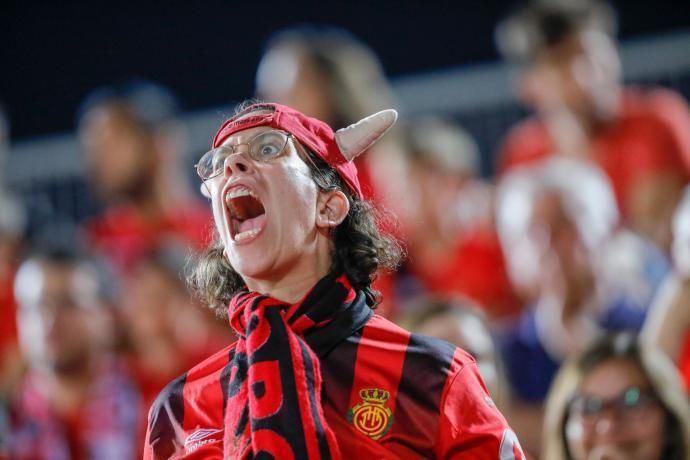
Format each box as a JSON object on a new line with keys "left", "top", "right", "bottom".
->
{"left": 255, "top": 27, "right": 409, "bottom": 317}
{"left": 495, "top": 0, "right": 690, "bottom": 255}
{"left": 542, "top": 332, "right": 690, "bottom": 460}
{"left": 394, "top": 116, "right": 520, "bottom": 319}
{"left": 0, "top": 107, "right": 27, "bottom": 460}
{"left": 255, "top": 26, "right": 396, "bottom": 133}
{"left": 642, "top": 184, "right": 690, "bottom": 392}
{"left": 0, "top": 192, "right": 27, "bottom": 398}
{"left": 119, "top": 243, "right": 231, "bottom": 412}
{"left": 0, "top": 107, "right": 28, "bottom": 400}
{"left": 8, "top": 246, "right": 142, "bottom": 459}
{"left": 255, "top": 26, "right": 408, "bottom": 208}
{"left": 77, "top": 80, "right": 211, "bottom": 273}
{"left": 77, "top": 80, "right": 226, "bottom": 423}
{"left": 495, "top": 156, "right": 669, "bottom": 455}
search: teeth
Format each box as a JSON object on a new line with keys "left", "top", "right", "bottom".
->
{"left": 225, "top": 186, "right": 256, "bottom": 202}
{"left": 224, "top": 187, "right": 259, "bottom": 219}
{"left": 234, "top": 228, "right": 260, "bottom": 242}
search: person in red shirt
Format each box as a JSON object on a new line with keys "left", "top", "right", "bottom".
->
{"left": 76, "top": 82, "right": 224, "bottom": 430}
{"left": 8, "top": 247, "right": 142, "bottom": 459}
{"left": 393, "top": 116, "right": 520, "bottom": 319}
{"left": 0, "top": 108, "right": 27, "bottom": 403}
{"left": 495, "top": 0, "right": 690, "bottom": 254}
{"left": 0, "top": 189, "right": 26, "bottom": 400}
{"left": 144, "top": 102, "right": 524, "bottom": 459}
{"left": 77, "top": 80, "right": 212, "bottom": 274}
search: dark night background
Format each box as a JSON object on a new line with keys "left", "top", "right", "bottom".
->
{"left": 2, "top": 0, "right": 690, "bottom": 140}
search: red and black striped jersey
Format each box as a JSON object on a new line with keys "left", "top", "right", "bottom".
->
{"left": 145, "top": 314, "right": 524, "bottom": 459}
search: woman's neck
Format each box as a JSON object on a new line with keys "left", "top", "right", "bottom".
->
{"left": 244, "top": 242, "right": 333, "bottom": 304}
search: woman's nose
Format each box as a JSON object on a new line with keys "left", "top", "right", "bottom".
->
{"left": 223, "top": 149, "right": 254, "bottom": 177}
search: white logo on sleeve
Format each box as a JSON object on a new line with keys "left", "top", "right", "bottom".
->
{"left": 185, "top": 428, "right": 223, "bottom": 453}
{"left": 499, "top": 429, "right": 526, "bottom": 460}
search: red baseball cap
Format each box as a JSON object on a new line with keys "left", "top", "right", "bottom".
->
{"left": 213, "top": 103, "right": 363, "bottom": 198}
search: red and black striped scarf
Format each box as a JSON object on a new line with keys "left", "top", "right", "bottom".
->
{"left": 224, "top": 273, "right": 370, "bottom": 459}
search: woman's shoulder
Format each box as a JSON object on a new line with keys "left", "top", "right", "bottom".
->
{"left": 186, "top": 342, "right": 238, "bottom": 379}
{"left": 145, "top": 343, "right": 237, "bottom": 457}
{"left": 149, "top": 342, "right": 238, "bottom": 415}
{"left": 363, "top": 314, "right": 474, "bottom": 374}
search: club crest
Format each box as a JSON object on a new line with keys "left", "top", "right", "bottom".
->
{"left": 347, "top": 388, "right": 394, "bottom": 440}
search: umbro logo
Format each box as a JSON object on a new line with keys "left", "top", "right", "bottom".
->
{"left": 185, "top": 428, "right": 223, "bottom": 453}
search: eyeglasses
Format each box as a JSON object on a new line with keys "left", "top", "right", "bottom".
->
{"left": 568, "top": 386, "right": 660, "bottom": 427}
{"left": 195, "top": 130, "right": 293, "bottom": 181}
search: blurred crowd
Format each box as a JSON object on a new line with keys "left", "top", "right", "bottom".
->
{"left": 2, "top": 0, "right": 690, "bottom": 459}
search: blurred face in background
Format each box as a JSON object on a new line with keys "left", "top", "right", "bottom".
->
{"left": 565, "top": 358, "right": 667, "bottom": 460}
{"left": 121, "top": 260, "right": 209, "bottom": 349}
{"left": 16, "top": 260, "right": 108, "bottom": 375}
{"left": 121, "top": 262, "right": 179, "bottom": 346}
{"left": 410, "top": 157, "right": 471, "bottom": 229}
{"left": 519, "top": 30, "right": 621, "bottom": 125}
{"left": 256, "top": 45, "right": 336, "bottom": 125}
{"left": 79, "top": 105, "right": 156, "bottom": 202}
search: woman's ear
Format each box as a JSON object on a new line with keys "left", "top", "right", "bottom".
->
{"left": 316, "top": 190, "right": 350, "bottom": 229}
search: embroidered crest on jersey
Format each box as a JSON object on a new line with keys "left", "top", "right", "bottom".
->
{"left": 347, "top": 388, "right": 394, "bottom": 440}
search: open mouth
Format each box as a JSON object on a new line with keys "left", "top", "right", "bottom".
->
{"left": 224, "top": 186, "right": 267, "bottom": 243}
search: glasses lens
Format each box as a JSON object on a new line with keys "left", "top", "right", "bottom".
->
{"left": 571, "top": 396, "right": 602, "bottom": 417}
{"left": 623, "top": 387, "right": 641, "bottom": 407}
{"left": 197, "top": 146, "right": 230, "bottom": 180}
{"left": 571, "top": 387, "right": 655, "bottom": 426}
{"left": 196, "top": 131, "right": 289, "bottom": 180}
{"left": 249, "top": 131, "right": 289, "bottom": 162}
{"left": 620, "top": 387, "right": 658, "bottom": 416}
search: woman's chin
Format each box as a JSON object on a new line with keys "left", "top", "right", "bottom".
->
{"left": 227, "top": 254, "right": 272, "bottom": 283}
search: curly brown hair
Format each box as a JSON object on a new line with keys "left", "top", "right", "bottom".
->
{"left": 187, "top": 121, "right": 403, "bottom": 318}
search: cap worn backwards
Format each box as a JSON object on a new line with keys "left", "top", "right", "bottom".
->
{"left": 212, "top": 103, "right": 397, "bottom": 199}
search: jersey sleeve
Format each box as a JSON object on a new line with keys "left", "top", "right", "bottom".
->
{"left": 435, "top": 351, "right": 526, "bottom": 459}
{"left": 143, "top": 374, "right": 225, "bottom": 460}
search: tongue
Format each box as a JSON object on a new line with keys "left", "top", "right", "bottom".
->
{"left": 237, "top": 213, "right": 267, "bottom": 235}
